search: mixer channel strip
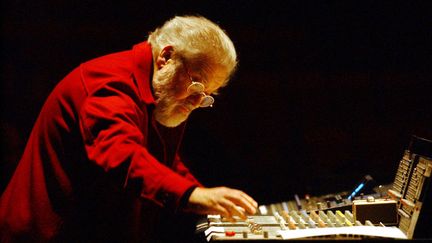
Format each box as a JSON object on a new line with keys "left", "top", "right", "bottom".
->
{"left": 396, "top": 154, "right": 432, "bottom": 239}
{"left": 387, "top": 150, "right": 414, "bottom": 200}
{"left": 198, "top": 135, "right": 431, "bottom": 241}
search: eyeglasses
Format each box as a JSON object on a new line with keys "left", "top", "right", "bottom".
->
{"left": 186, "top": 73, "right": 214, "bottom": 108}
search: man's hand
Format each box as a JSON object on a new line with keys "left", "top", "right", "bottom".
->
{"left": 184, "top": 187, "right": 258, "bottom": 221}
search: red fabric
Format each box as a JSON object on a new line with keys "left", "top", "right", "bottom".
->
{"left": 0, "top": 42, "right": 202, "bottom": 242}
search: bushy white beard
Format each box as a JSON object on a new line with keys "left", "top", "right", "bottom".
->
{"left": 152, "top": 61, "right": 189, "bottom": 127}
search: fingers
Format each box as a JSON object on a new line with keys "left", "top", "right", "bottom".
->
{"left": 210, "top": 203, "right": 230, "bottom": 218}
{"left": 224, "top": 189, "right": 258, "bottom": 215}
{"left": 213, "top": 187, "right": 258, "bottom": 220}
{"left": 240, "top": 192, "right": 258, "bottom": 214}
{"left": 242, "top": 192, "right": 258, "bottom": 208}
{"left": 197, "top": 197, "right": 239, "bottom": 221}
{"left": 185, "top": 186, "right": 258, "bottom": 220}
{"left": 219, "top": 198, "right": 248, "bottom": 220}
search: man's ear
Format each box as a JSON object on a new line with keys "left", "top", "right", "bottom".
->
{"left": 156, "top": 46, "right": 174, "bottom": 70}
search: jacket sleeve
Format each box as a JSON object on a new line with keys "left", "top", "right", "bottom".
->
{"left": 172, "top": 154, "right": 203, "bottom": 187}
{"left": 79, "top": 79, "right": 200, "bottom": 209}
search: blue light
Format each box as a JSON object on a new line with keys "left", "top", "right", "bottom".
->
{"left": 348, "top": 183, "right": 365, "bottom": 200}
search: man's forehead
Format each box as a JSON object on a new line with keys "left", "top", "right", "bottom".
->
{"left": 184, "top": 58, "right": 231, "bottom": 92}
{"left": 200, "top": 71, "right": 227, "bottom": 92}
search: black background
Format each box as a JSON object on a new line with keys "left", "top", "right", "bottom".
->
{"left": 1, "top": 0, "right": 431, "bottom": 206}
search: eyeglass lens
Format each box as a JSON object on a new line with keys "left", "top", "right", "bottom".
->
{"left": 186, "top": 82, "right": 214, "bottom": 107}
{"left": 200, "top": 96, "right": 214, "bottom": 107}
{"left": 187, "top": 82, "right": 205, "bottom": 94}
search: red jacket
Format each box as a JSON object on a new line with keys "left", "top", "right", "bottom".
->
{"left": 0, "top": 42, "right": 202, "bottom": 242}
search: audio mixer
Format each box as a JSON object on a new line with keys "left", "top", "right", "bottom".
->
{"left": 197, "top": 135, "right": 432, "bottom": 241}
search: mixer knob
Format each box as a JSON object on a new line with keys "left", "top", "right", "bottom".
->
{"left": 316, "top": 202, "right": 323, "bottom": 210}
{"left": 305, "top": 194, "right": 311, "bottom": 203}
{"left": 225, "top": 231, "right": 236, "bottom": 237}
{"left": 335, "top": 195, "right": 343, "bottom": 204}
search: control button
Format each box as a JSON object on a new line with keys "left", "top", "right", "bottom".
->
{"left": 365, "top": 220, "right": 374, "bottom": 226}
{"left": 398, "top": 209, "right": 410, "bottom": 218}
{"left": 225, "top": 231, "right": 236, "bottom": 237}
{"left": 281, "top": 211, "right": 290, "bottom": 222}
{"left": 344, "top": 210, "right": 354, "bottom": 223}
{"left": 366, "top": 196, "right": 375, "bottom": 202}
{"left": 316, "top": 218, "right": 326, "bottom": 228}
{"left": 309, "top": 211, "right": 319, "bottom": 221}
{"left": 308, "top": 218, "right": 317, "bottom": 228}
{"left": 305, "top": 194, "right": 310, "bottom": 203}
{"left": 294, "top": 194, "right": 302, "bottom": 210}
{"left": 259, "top": 205, "right": 268, "bottom": 215}
{"left": 334, "top": 218, "right": 343, "bottom": 227}
{"left": 388, "top": 189, "right": 402, "bottom": 199}
{"left": 286, "top": 215, "right": 297, "bottom": 230}
{"left": 300, "top": 210, "right": 309, "bottom": 221}
{"left": 325, "top": 218, "right": 335, "bottom": 227}
{"left": 319, "top": 211, "right": 328, "bottom": 221}
{"left": 335, "top": 195, "right": 343, "bottom": 204}
{"left": 401, "top": 198, "right": 415, "bottom": 208}
{"left": 327, "top": 211, "right": 336, "bottom": 222}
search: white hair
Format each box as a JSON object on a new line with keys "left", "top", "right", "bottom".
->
{"left": 148, "top": 15, "right": 237, "bottom": 86}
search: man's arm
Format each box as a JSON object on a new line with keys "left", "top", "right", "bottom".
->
{"left": 79, "top": 79, "right": 200, "bottom": 209}
{"left": 172, "top": 154, "right": 203, "bottom": 186}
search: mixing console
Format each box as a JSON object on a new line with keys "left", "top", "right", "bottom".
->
{"left": 198, "top": 212, "right": 406, "bottom": 241}
{"left": 197, "top": 135, "right": 432, "bottom": 241}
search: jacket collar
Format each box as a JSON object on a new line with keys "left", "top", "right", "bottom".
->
{"left": 133, "top": 41, "right": 156, "bottom": 105}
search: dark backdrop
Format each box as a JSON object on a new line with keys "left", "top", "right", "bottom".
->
{"left": 1, "top": 0, "right": 431, "bottom": 205}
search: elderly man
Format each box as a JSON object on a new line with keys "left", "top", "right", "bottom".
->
{"left": 0, "top": 16, "right": 257, "bottom": 242}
